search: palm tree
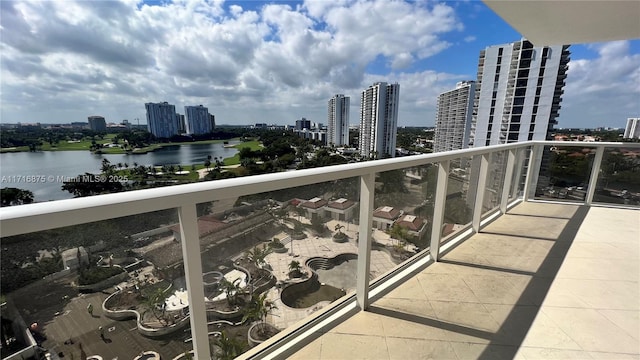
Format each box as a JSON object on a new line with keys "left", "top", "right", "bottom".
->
{"left": 219, "top": 278, "right": 243, "bottom": 307}
{"left": 242, "top": 293, "right": 277, "bottom": 338}
{"left": 142, "top": 287, "right": 168, "bottom": 325}
{"left": 388, "top": 223, "right": 409, "bottom": 248}
{"left": 245, "top": 244, "right": 273, "bottom": 269}
{"left": 213, "top": 331, "right": 246, "bottom": 360}
{"left": 288, "top": 260, "right": 302, "bottom": 277}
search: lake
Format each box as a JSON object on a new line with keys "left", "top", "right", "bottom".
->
{"left": 0, "top": 141, "right": 239, "bottom": 202}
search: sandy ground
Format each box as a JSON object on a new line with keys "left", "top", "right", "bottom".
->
{"left": 196, "top": 165, "right": 241, "bottom": 179}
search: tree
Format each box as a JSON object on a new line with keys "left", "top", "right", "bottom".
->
{"left": 388, "top": 223, "right": 409, "bottom": 247}
{"left": 142, "top": 287, "right": 169, "bottom": 325}
{"left": 245, "top": 244, "right": 272, "bottom": 269}
{"left": 0, "top": 188, "right": 34, "bottom": 206}
{"left": 213, "top": 331, "right": 246, "bottom": 360}
{"left": 288, "top": 260, "right": 302, "bottom": 277}
{"left": 219, "top": 278, "right": 243, "bottom": 307}
{"left": 242, "top": 293, "right": 277, "bottom": 338}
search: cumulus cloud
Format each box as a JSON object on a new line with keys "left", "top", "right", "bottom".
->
{"left": 562, "top": 41, "right": 640, "bottom": 126}
{"left": 1, "top": 0, "right": 636, "bottom": 128}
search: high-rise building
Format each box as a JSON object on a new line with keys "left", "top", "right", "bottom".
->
{"left": 328, "top": 94, "right": 350, "bottom": 146}
{"left": 295, "top": 118, "right": 312, "bottom": 131}
{"left": 434, "top": 81, "right": 476, "bottom": 153}
{"left": 184, "top": 105, "right": 212, "bottom": 135}
{"left": 87, "top": 116, "right": 107, "bottom": 132}
{"left": 145, "top": 102, "right": 179, "bottom": 138}
{"left": 623, "top": 118, "right": 640, "bottom": 139}
{"left": 359, "top": 82, "right": 400, "bottom": 158}
{"left": 469, "top": 40, "right": 570, "bottom": 147}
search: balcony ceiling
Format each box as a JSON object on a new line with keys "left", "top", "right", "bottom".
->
{"left": 483, "top": 0, "right": 640, "bottom": 46}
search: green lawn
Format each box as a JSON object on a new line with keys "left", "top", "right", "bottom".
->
{"left": 223, "top": 140, "right": 262, "bottom": 165}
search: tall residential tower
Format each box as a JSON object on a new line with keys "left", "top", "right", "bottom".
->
{"left": 434, "top": 81, "right": 476, "bottom": 153}
{"left": 359, "top": 82, "right": 400, "bottom": 158}
{"left": 327, "top": 94, "right": 350, "bottom": 146}
{"left": 184, "top": 105, "right": 212, "bottom": 135}
{"left": 145, "top": 102, "right": 179, "bottom": 138}
{"left": 469, "top": 40, "right": 570, "bottom": 147}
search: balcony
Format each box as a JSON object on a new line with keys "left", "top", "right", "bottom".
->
{"left": 1, "top": 141, "right": 638, "bottom": 360}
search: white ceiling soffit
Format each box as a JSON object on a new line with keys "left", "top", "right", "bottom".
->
{"left": 483, "top": 0, "right": 640, "bottom": 46}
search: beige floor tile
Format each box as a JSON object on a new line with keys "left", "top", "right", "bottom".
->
{"left": 370, "top": 304, "right": 450, "bottom": 342}
{"left": 329, "top": 311, "right": 385, "bottom": 336}
{"left": 598, "top": 309, "right": 640, "bottom": 341}
{"left": 506, "top": 202, "right": 580, "bottom": 219}
{"left": 461, "top": 274, "right": 532, "bottom": 305}
{"left": 542, "top": 307, "right": 639, "bottom": 353}
{"left": 386, "top": 337, "right": 458, "bottom": 360}
{"left": 415, "top": 273, "right": 481, "bottom": 303}
{"left": 557, "top": 258, "right": 639, "bottom": 282}
{"left": 428, "top": 300, "right": 500, "bottom": 344}
{"left": 383, "top": 277, "right": 428, "bottom": 300}
{"left": 318, "top": 333, "right": 390, "bottom": 360}
{"left": 450, "top": 342, "right": 520, "bottom": 360}
{"left": 587, "top": 351, "right": 640, "bottom": 359}
{"left": 289, "top": 337, "right": 322, "bottom": 360}
{"left": 517, "top": 347, "right": 596, "bottom": 359}
{"left": 520, "top": 310, "right": 582, "bottom": 350}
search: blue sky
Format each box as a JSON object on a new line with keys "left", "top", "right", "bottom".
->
{"left": 1, "top": 0, "right": 638, "bottom": 129}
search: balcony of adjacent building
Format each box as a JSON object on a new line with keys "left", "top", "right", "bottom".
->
{"left": 1, "top": 141, "right": 638, "bottom": 360}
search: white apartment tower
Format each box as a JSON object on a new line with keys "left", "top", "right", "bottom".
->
{"left": 327, "top": 94, "right": 350, "bottom": 146}
{"left": 469, "top": 40, "right": 570, "bottom": 147}
{"left": 434, "top": 81, "right": 476, "bottom": 153}
{"left": 623, "top": 118, "right": 640, "bottom": 139}
{"left": 184, "top": 105, "right": 212, "bottom": 135}
{"left": 359, "top": 82, "right": 400, "bottom": 159}
{"left": 145, "top": 102, "right": 179, "bottom": 138}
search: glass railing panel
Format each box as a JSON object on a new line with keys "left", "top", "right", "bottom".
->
{"left": 442, "top": 157, "right": 475, "bottom": 243}
{"left": 197, "top": 177, "right": 362, "bottom": 354}
{"left": 509, "top": 147, "right": 530, "bottom": 203}
{"left": 535, "top": 145, "right": 595, "bottom": 202}
{"left": 0, "top": 210, "right": 189, "bottom": 360}
{"left": 593, "top": 146, "right": 640, "bottom": 207}
{"left": 371, "top": 164, "right": 436, "bottom": 280}
{"left": 482, "top": 150, "right": 509, "bottom": 217}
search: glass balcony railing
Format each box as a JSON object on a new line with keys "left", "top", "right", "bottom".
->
{"left": 0, "top": 141, "right": 637, "bottom": 360}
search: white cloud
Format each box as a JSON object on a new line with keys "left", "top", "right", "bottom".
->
{"left": 561, "top": 41, "right": 640, "bottom": 127}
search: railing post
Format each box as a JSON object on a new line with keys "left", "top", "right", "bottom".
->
{"left": 356, "top": 172, "right": 375, "bottom": 310}
{"left": 178, "top": 204, "right": 210, "bottom": 360}
{"left": 472, "top": 154, "right": 490, "bottom": 233}
{"left": 585, "top": 146, "right": 605, "bottom": 205}
{"left": 430, "top": 160, "right": 450, "bottom": 262}
{"left": 524, "top": 144, "right": 543, "bottom": 201}
{"left": 511, "top": 148, "right": 525, "bottom": 199}
{"left": 500, "top": 149, "right": 517, "bottom": 213}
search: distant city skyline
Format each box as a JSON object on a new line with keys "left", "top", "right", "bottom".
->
{"left": 1, "top": 1, "right": 638, "bottom": 129}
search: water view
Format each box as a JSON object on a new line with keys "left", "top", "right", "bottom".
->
{"left": 0, "top": 142, "right": 239, "bottom": 201}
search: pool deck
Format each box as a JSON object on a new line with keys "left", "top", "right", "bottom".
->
{"left": 264, "top": 219, "right": 398, "bottom": 330}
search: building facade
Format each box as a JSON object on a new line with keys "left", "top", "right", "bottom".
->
{"left": 434, "top": 81, "right": 476, "bottom": 153}
{"left": 328, "top": 94, "right": 350, "bottom": 146}
{"left": 295, "top": 118, "right": 312, "bottom": 131}
{"left": 184, "top": 105, "right": 212, "bottom": 135}
{"left": 145, "top": 102, "right": 179, "bottom": 138}
{"left": 623, "top": 118, "right": 640, "bottom": 139}
{"left": 87, "top": 116, "right": 107, "bottom": 132}
{"left": 359, "top": 82, "right": 400, "bottom": 158}
{"left": 469, "top": 40, "right": 570, "bottom": 147}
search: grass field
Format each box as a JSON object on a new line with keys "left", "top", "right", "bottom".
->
{"left": 223, "top": 140, "right": 262, "bottom": 165}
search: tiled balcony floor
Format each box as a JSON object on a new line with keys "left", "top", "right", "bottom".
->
{"left": 290, "top": 202, "right": 640, "bottom": 359}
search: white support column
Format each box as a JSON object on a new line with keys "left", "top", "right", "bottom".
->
{"left": 472, "top": 154, "right": 490, "bottom": 233}
{"left": 356, "top": 172, "right": 375, "bottom": 311}
{"left": 500, "top": 149, "right": 517, "bottom": 214}
{"left": 585, "top": 146, "right": 605, "bottom": 205}
{"left": 429, "top": 160, "right": 450, "bottom": 262}
{"left": 511, "top": 148, "right": 525, "bottom": 199}
{"left": 523, "top": 144, "right": 543, "bottom": 201}
{"left": 178, "top": 205, "right": 210, "bottom": 360}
